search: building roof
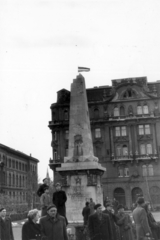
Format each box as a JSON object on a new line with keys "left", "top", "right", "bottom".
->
{"left": 0, "top": 143, "right": 39, "bottom": 162}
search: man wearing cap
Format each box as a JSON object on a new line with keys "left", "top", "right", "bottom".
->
{"left": 103, "top": 202, "right": 118, "bottom": 240}
{"left": 40, "top": 204, "right": 68, "bottom": 240}
{"left": 37, "top": 178, "right": 49, "bottom": 197}
{"left": 88, "top": 203, "right": 112, "bottom": 240}
{"left": 132, "top": 197, "right": 152, "bottom": 240}
{"left": 0, "top": 208, "right": 14, "bottom": 240}
{"left": 52, "top": 182, "right": 67, "bottom": 223}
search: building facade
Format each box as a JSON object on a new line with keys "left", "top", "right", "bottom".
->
{"left": 49, "top": 76, "right": 160, "bottom": 209}
{"left": 0, "top": 143, "right": 39, "bottom": 209}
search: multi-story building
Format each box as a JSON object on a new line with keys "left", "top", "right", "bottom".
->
{"left": 49, "top": 76, "right": 160, "bottom": 209}
{"left": 0, "top": 143, "right": 39, "bottom": 209}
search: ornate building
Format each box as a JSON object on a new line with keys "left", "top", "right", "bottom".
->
{"left": 0, "top": 143, "right": 39, "bottom": 209}
{"left": 49, "top": 76, "right": 160, "bottom": 209}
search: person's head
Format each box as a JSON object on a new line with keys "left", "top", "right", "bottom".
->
{"left": 44, "top": 187, "right": 49, "bottom": 193}
{"left": 143, "top": 202, "right": 151, "bottom": 212}
{"left": 136, "top": 197, "right": 145, "bottom": 206}
{"left": 0, "top": 208, "right": 6, "bottom": 218}
{"left": 117, "top": 204, "right": 124, "bottom": 213}
{"left": 94, "top": 204, "right": 102, "bottom": 214}
{"left": 90, "top": 198, "right": 93, "bottom": 202}
{"left": 43, "top": 178, "right": 49, "bottom": 184}
{"left": 55, "top": 182, "right": 61, "bottom": 191}
{"left": 106, "top": 203, "right": 113, "bottom": 211}
{"left": 47, "top": 205, "right": 57, "bottom": 218}
{"left": 28, "top": 209, "right": 39, "bottom": 222}
{"left": 86, "top": 202, "right": 89, "bottom": 207}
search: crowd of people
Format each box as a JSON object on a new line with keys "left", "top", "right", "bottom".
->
{"left": 82, "top": 196, "right": 160, "bottom": 240}
{"left": 0, "top": 177, "right": 160, "bottom": 240}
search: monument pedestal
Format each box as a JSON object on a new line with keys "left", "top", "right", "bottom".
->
{"left": 57, "top": 162, "right": 105, "bottom": 222}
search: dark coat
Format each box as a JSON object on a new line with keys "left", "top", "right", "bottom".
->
{"left": 37, "top": 183, "right": 48, "bottom": 197}
{"left": 133, "top": 206, "right": 151, "bottom": 240}
{"left": 40, "top": 214, "right": 68, "bottom": 240}
{"left": 52, "top": 190, "right": 67, "bottom": 217}
{"left": 82, "top": 206, "right": 90, "bottom": 225}
{"left": 88, "top": 212, "right": 112, "bottom": 240}
{"left": 103, "top": 209, "right": 118, "bottom": 240}
{"left": 146, "top": 211, "right": 159, "bottom": 240}
{"left": 22, "top": 218, "right": 41, "bottom": 240}
{"left": 0, "top": 216, "right": 14, "bottom": 240}
{"left": 116, "top": 212, "right": 134, "bottom": 240}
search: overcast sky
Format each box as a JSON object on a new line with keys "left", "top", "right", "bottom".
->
{"left": 1, "top": 0, "right": 160, "bottom": 181}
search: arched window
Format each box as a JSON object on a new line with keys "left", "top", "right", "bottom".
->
{"left": 114, "top": 107, "right": 119, "bottom": 117}
{"left": 147, "top": 143, "right": 152, "bottom": 154}
{"left": 53, "top": 150, "right": 57, "bottom": 160}
{"left": 122, "top": 145, "right": 128, "bottom": 156}
{"left": 94, "top": 108, "right": 99, "bottom": 119}
{"left": 142, "top": 165, "right": 147, "bottom": 176}
{"left": 140, "top": 144, "right": 146, "bottom": 155}
{"left": 148, "top": 164, "right": 154, "bottom": 176}
{"left": 143, "top": 104, "right": 149, "bottom": 114}
{"left": 137, "top": 106, "right": 142, "bottom": 115}
{"left": 120, "top": 106, "right": 125, "bottom": 116}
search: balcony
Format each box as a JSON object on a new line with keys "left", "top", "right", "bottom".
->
{"left": 135, "top": 154, "right": 158, "bottom": 162}
{"left": 108, "top": 113, "right": 156, "bottom": 121}
{"left": 49, "top": 159, "right": 61, "bottom": 171}
{"left": 112, "top": 155, "right": 133, "bottom": 163}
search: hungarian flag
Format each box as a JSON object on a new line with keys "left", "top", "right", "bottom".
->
{"left": 78, "top": 67, "right": 90, "bottom": 72}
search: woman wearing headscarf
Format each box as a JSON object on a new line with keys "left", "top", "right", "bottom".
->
{"left": 22, "top": 209, "right": 41, "bottom": 240}
{"left": 116, "top": 204, "right": 134, "bottom": 240}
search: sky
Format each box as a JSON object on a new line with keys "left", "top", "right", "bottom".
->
{"left": 1, "top": 0, "right": 160, "bottom": 181}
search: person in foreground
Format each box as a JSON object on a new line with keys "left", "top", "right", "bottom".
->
{"left": 143, "top": 202, "right": 160, "bottom": 240}
{"left": 22, "top": 209, "right": 41, "bottom": 240}
{"left": 132, "top": 197, "right": 152, "bottom": 240}
{"left": 40, "top": 204, "right": 68, "bottom": 240}
{"left": 0, "top": 207, "right": 14, "bottom": 240}
{"left": 116, "top": 204, "right": 134, "bottom": 240}
{"left": 88, "top": 203, "right": 112, "bottom": 240}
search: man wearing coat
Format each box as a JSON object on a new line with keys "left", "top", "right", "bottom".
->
{"left": 88, "top": 203, "right": 112, "bottom": 240}
{"left": 0, "top": 208, "right": 14, "bottom": 240}
{"left": 40, "top": 204, "right": 68, "bottom": 240}
{"left": 132, "top": 197, "right": 151, "bottom": 240}
{"left": 52, "top": 182, "right": 67, "bottom": 223}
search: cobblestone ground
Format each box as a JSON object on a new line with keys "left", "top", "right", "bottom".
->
{"left": 12, "top": 212, "right": 160, "bottom": 240}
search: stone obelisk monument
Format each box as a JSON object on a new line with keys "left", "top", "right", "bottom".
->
{"left": 56, "top": 74, "right": 106, "bottom": 222}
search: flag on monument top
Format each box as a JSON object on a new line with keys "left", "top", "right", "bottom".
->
{"left": 78, "top": 67, "right": 90, "bottom": 72}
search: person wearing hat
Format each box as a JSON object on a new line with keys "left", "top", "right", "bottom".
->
{"left": 133, "top": 197, "right": 152, "bottom": 240}
{"left": 116, "top": 204, "right": 134, "bottom": 240}
{"left": 40, "top": 204, "right": 68, "bottom": 240}
{"left": 103, "top": 202, "right": 118, "bottom": 240}
{"left": 40, "top": 186, "right": 51, "bottom": 217}
{"left": 88, "top": 203, "right": 112, "bottom": 240}
{"left": 36, "top": 178, "right": 49, "bottom": 197}
{"left": 52, "top": 182, "right": 67, "bottom": 224}
{"left": 0, "top": 208, "right": 14, "bottom": 240}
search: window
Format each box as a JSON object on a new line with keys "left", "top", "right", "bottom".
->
{"left": 114, "top": 107, "right": 119, "bottom": 117}
{"left": 9, "top": 158, "right": 11, "bottom": 168}
{"left": 65, "top": 130, "right": 69, "bottom": 140}
{"left": 64, "top": 110, "right": 69, "bottom": 120}
{"left": 9, "top": 173, "right": 11, "bottom": 186}
{"left": 147, "top": 144, "right": 152, "bottom": 154}
{"left": 53, "top": 150, "right": 57, "bottom": 160}
{"left": 137, "top": 106, "right": 142, "bottom": 115}
{"left": 12, "top": 160, "right": 15, "bottom": 168}
{"left": 140, "top": 144, "right": 146, "bottom": 155}
{"left": 116, "top": 146, "right": 121, "bottom": 156}
{"left": 13, "top": 174, "right": 15, "bottom": 186}
{"left": 143, "top": 105, "right": 149, "bottom": 114}
{"left": 53, "top": 132, "right": 57, "bottom": 141}
{"left": 121, "top": 126, "right": 127, "bottom": 136}
{"left": 115, "top": 127, "right": 120, "bottom": 136}
{"left": 95, "top": 128, "right": 101, "bottom": 138}
{"left": 138, "top": 125, "right": 150, "bottom": 135}
{"left": 139, "top": 125, "right": 144, "bottom": 135}
{"left": 115, "top": 126, "right": 127, "bottom": 136}
{"left": 122, "top": 145, "right": 128, "bottom": 156}
{"left": 16, "top": 161, "right": 18, "bottom": 169}
{"left": 19, "top": 162, "right": 21, "bottom": 170}
{"left": 148, "top": 164, "right": 153, "bottom": 176}
{"left": 94, "top": 109, "right": 99, "bottom": 119}
{"left": 120, "top": 106, "right": 125, "bottom": 116}
{"left": 142, "top": 164, "right": 154, "bottom": 176}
